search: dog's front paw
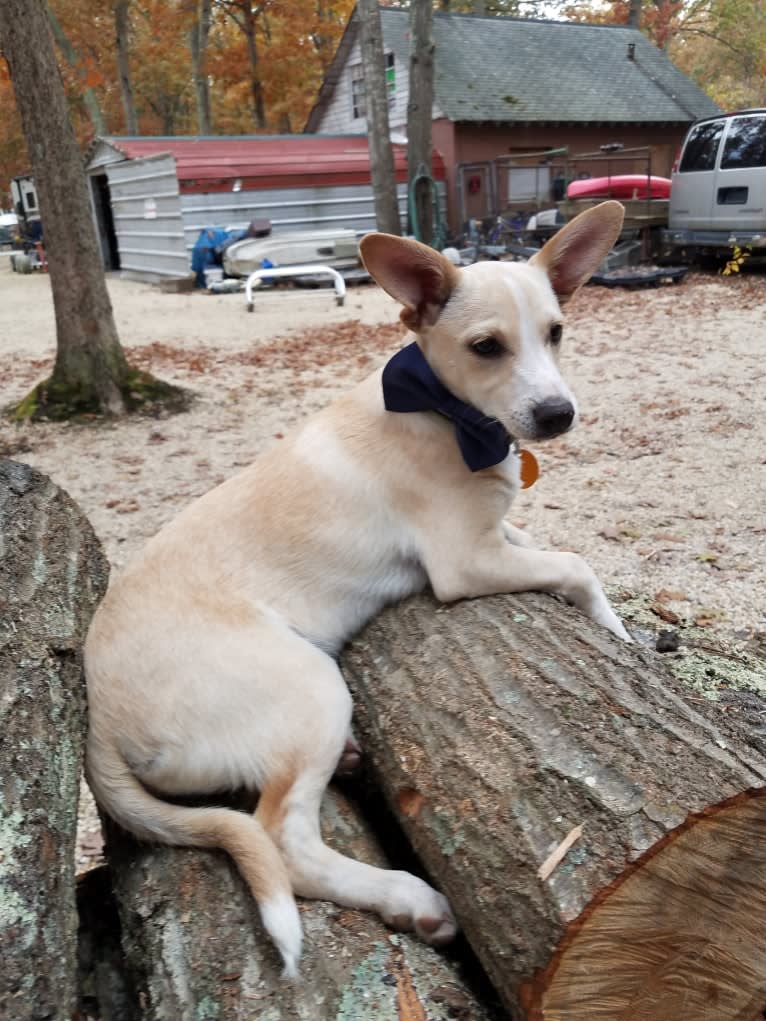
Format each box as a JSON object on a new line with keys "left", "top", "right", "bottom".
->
{"left": 381, "top": 873, "right": 457, "bottom": 946}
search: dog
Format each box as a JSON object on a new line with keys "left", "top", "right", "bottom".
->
{"left": 84, "top": 200, "right": 630, "bottom": 978}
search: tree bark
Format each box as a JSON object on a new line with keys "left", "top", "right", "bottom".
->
{"left": 341, "top": 590, "right": 766, "bottom": 1020}
{"left": 114, "top": 0, "right": 139, "bottom": 135}
{"left": 357, "top": 0, "right": 402, "bottom": 235}
{"left": 628, "top": 0, "right": 642, "bottom": 29}
{"left": 0, "top": 460, "right": 109, "bottom": 1019}
{"left": 189, "top": 0, "right": 213, "bottom": 135}
{"left": 83, "top": 788, "right": 500, "bottom": 1020}
{"left": 407, "top": 0, "right": 436, "bottom": 246}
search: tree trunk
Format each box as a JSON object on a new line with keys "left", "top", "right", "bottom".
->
{"left": 357, "top": 0, "right": 401, "bottom": 235}
{"left": 1, "top": 0, "right": 128, "bottom": 417}
{"left": 628, "top": 0, "right": 642, "bottom": 29}
{"left": 81, "top": 788, "right": 500, "bottom": 1020}
{"left": 44, "top": 1, "right": 106, "bottom": 135}
{"left": 189, "top": 0, "right": 213, "bottom": 135}
{"left": 242, "top": 2, "right": 267, "bottom": 130}
{"left": 0, "top": 0, "right": 186, "bottom": 420}
{"left": 341, "top": 590, "right": 766, "bottom": 1020}
{"left": 0, "top": 460, "right": 109, "bottom": 1019}
{"left": 114, "top": 0, "right": 139, "bottom": 135}
{"left": 407, "top": 0, "right": 435, "bottom": 246}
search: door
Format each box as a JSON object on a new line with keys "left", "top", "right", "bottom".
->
{"left": 710, "top": 113, "right": 766, "bottom": 233}
{"left": 669, "top": 118, "right": 724, "bottom": 230}
{"left": 105, "top": 153, "right": 188, "bottom": 279}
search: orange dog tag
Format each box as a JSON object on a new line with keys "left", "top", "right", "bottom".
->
{"left": 519, "top": 448, "right": 539, "bottom": 489}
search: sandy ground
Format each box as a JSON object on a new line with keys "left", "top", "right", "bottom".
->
{"left": 1, "top": 255, "right": 765, "bottom": 869}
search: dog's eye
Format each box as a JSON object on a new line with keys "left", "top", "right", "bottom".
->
{"left": 471, "top": 337, "right": 504, "bottom": 358}
{"left": 549, "top": 323, "right": 563, "bottom": 346}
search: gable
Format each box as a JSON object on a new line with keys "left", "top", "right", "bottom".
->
{"left": 306, "top": 9, "right": 721, "bottom": 131}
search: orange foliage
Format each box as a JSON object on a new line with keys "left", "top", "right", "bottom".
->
{"left": 0, "top": 0, "right": 354, "bottom": 191}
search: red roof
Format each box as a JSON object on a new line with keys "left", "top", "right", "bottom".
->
{"left": 99, "top": 135, "right": 446, "bottom": 194}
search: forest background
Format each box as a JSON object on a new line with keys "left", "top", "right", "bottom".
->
{"left": 1, "top": 0, "right": 765, "bottom": 200}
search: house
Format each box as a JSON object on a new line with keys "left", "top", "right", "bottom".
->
{"left": 84, "top": 134, "right": 446, "bottom": 280}
{"left": 305, "top": 9, "right": 722, "bottom": 233}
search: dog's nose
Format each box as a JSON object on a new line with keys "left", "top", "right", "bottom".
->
{"left": 532, "top": 399, "right": 575, "bottom": 438}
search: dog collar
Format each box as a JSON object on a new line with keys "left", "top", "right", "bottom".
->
{"left": 381, "top": 342, "right": 512, "bottom": 472}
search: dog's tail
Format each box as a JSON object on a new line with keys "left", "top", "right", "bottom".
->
{"left": 86, "top": 734, "right": 302, "bottom": 977}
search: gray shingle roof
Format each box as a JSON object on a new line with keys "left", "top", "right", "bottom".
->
{"left": 381, "top": 10, "right": 720, "bottom": 124}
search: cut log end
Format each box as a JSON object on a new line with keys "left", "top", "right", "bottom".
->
{"left": 525, "top": 790, "right": 766, "bottom": 1020}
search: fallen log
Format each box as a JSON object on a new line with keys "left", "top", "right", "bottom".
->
{"left": 342, "top": 590, "right": 766, "bottom": 1020}
{"left": 87, "top": 788, "right": 500, "bottom": 1020}
{"left": 0, "top": 459, "right": 109, "bottom": 1019}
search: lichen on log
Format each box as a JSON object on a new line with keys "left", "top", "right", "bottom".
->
{"left": 0, "top": 459, "right": 109, "bottom": 1019}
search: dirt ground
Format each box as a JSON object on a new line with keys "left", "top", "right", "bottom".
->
{"left": 1, "top": 254, "right": 765, "bottom": 868}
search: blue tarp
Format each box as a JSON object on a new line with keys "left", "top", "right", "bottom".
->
{"left": 191, "top": 227, "right": 244, "bottom": 287}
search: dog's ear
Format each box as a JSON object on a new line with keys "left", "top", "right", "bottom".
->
{"left": 359, "top": 233, "right": 460, "bottom": 330}
{"left": 530, "top": 201, "right": 624, "bottom": 304}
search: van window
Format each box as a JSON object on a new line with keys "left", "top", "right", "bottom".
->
{"left": 679, "top": 120, "right": 724, "bottom": 172}
{"left": 721, "top": 115, "right": 766, "bottom": 169}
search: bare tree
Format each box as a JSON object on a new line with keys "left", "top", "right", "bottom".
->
{"left": 407, "top": 0, "right": 435, "bottom": 245}
{"left": 44, "top": 1, "right": 106, "bottom": 135}
{"left": 114, "top": 0, "right": 138, "bottom": 134}
{"left": 214, "top": 0, "right": 267, "bottom": 129}
{"left": 189, "top": 0, "right": 213, "bottom": 134}
{"left": 0, "top": 0, "right": 181, "bottom": 419}
{"left": 357, "top": 0, "right": 401, "bottom": 235}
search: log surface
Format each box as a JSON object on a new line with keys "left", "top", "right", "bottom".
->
{"left": 341, "top": 590, "right": 766, "bottom": 1019}
{"left": 92, "top": 789, "right": 500, "bottom": 1020}
{"left": 0, "top": 459, "right": 109, "bottom": 1019}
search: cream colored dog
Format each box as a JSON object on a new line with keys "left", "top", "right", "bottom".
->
{"left": 85, "top": 201, "right": 629, "bottom": 977}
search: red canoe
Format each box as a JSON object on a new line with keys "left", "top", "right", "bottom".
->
{"left": 566, "top": 175, "right": 671, "bottom": 200}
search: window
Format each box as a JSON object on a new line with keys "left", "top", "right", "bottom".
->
{"left": 351, "top": 69, "right": 366, "bottom": 119}
{"left": 721, "top": 115, "right": 766, "bottom": 169}
{"left": 679, "top": 120, "right": 724, "bottom": 173}
{"left": 350, "top": 53, "right": 395, "bottom": 119}
{"left": 385, "top": 52, "right": 395, "bottom": 108}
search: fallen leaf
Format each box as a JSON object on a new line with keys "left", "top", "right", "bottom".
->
{"left": 650, "top": 603, "right": 681, "bottom": 625}
{"left": 654, "top": 589, "right": 689, "bottom": 603}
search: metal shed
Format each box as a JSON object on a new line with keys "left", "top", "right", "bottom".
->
{"left": 85, "top": 135, "right": 446, "bottom": 281}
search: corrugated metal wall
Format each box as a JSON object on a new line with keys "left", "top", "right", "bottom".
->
{"left": 105, "top": 153, "right": 188, "bottom": 279}
{"left": 181, "top": 181, "right": 447, "bottom": 260}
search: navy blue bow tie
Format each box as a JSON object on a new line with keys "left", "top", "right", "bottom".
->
{"left": 381, "top": 342, "right": 512, "bottom": 472}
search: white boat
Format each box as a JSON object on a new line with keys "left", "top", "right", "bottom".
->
{"left": 222, "top": 228, "right": 361, "bottom": 278}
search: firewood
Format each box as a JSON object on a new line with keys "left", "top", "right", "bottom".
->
{"left": 89, "top": 788, "right": 500, "bottom": 1020}
{"left": 0, "top": 460, "right": 109, "bottom": 1019}
{"left": 342, "top": 590, "right": 766, "bottom": 1020}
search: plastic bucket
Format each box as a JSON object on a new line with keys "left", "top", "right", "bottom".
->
{"left": 204, "top": 267, "right": 224, "bottom": 288}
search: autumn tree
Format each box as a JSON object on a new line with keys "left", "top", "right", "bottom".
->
{"left": 187, "top": 0, "right": 213, "bottom": 133}
{"left": 0, "top": 0, "right": 181, "bottom": 419}
{"left": 114, "top": 0, "right": 138, "bottom": 134}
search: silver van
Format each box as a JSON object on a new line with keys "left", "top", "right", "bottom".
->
{"left": 664, "top": 109, "right": 766, "bottom": 255}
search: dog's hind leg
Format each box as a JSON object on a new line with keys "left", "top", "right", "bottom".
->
{"left": 256, "top": 639, "right": 456, "bottom": 947}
